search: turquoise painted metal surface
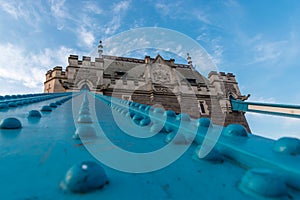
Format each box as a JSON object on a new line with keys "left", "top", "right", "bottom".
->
{"left": 230, "top": 96, "right": 300, "bottom": 118}
{"left": 0, "top": 92, "right": 300, "bottom": 199}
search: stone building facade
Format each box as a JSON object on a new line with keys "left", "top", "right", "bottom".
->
{"left": 44, "top": 41, "right": 250, "bottom": 131}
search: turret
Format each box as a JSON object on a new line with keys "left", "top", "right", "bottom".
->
{"left": 98, "top": 40, "right": 103, "bottom": 58}
{"left": 187, "top": 53, "right": 193, "bottom": 68}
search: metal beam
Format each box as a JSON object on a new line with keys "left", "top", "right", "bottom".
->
{"left": 230, "top": 96, "right": 300, "bottom": 118}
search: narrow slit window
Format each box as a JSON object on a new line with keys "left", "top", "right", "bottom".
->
{"left": 200, "top": 102, "right": 205, "bottom": 114}
{"left": 198, "top": 100, "right": 209, "bottom": 115}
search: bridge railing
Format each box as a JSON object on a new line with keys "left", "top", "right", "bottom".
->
{"left": 230, "top": 96, "right": 300, "bottom": 118}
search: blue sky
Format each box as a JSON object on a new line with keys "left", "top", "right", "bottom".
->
{"left": 1, "top": 0, "right": 300, "bottom": 139}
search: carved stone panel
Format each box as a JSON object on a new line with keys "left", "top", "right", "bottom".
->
{"left": 151, "top": 64, "right": 172, "bottom": 84}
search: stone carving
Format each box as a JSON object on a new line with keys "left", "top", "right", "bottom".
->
{"left": 152, "top": 84, "right": 174, "bottom": 93}
{"left": 151, "top": 65, "right": 171, "bottom": 84}
{"left": 153, "top": 85, "right": 170, "bottom": 93}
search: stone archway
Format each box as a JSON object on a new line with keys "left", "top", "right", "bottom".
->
{"left": 80, "top": 84, "right": 90, "bottom": 91}
{"left": 76, "top": 79, "right": 93, "bottom": 91}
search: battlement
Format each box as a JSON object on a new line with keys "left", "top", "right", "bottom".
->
{"left": 45, "top": 66, "right": 67, "bottom": 81}
{"left": 101, "top": 55, "right": 189, "bottom": 68}
{"left": 209, "top": 71, "right": 235, "bottom": 77}
{"left": 53, "top": 66, "right": 63, "bottom": 71}
{"left": 103, "top": 55, "right": 145, "bottom": 63}
{"left": 68, "top": 55, "right": 78, "bottom": 60}
{"left": 66, "top": 54, "right": 189, "bottom": 69}
{"left": 209, "top": 71, "right": 237, "bottom": 82}
{"left": 68, "top": 55, "right": 103, "bottom": 67}
{"left": 82, "top": 56, "right": 91, "bottom": 61}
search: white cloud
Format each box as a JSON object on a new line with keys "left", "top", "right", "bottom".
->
{"left": 0, "top": 1, "right": 19, "bottom": 19}
{"left": 131, "top": 18, "right": 145, "bottom": 29}
{"left": 155, "top": 1, "right": 212, "bottom": 25}
{"left": 0, "top": 43, "right": 75, "bottom": 91}
{"left": 0, "top": 1, "right": 45, "bottom": 30}
{"left": 104, "top": 0, "right": 131, "bottom": 35}
{"left": 197, "top": 33, "right": 224, "bottom": 66}
{"left": 49, "top": 0, "right": 70, "bottom": 30}
{"left": 195, "top": 12, "right": 212, "bottom": 25}
{"left": 241, "top": 32, "right": 300, "bottom": 67}
{"left": 224, "top": 0, "right": 241, "bottom": 9}
{"left": 155, "top": 3, "right": 170, "bottom": 16}
{"left": 104, "top": 16, "right": 121, "bottom": 35}
{"left": 49, "top": 0, "right": 67, "bottom": 19}
{"left": 77, "top": 27, "right": 96, "bottom": 48}
{"left": 197, "top": 33, "right": 209, "bottom": 43}
{"left": 113, "top": 0, "right": 130, "bottom": 13}
{"left": 83, "top": 1, "right": 102, "bottom": 14}
{"left": 73, "top": 2, "right": 104, "bottom": 48}
{"left": 251, "top": 40, "right": 287, "bottom": 64}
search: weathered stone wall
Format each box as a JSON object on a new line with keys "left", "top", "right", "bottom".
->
{"left": 151, "top": 93, "right": 181, "bottom": 112}
{"left": 44, "top": 78, "right": 66, "bottom": 93}
{"left": 132, "top": 92, "right": 152, "bottom": 105}
{"left": 180, "top": 95, "right": 201, "bottom": 118}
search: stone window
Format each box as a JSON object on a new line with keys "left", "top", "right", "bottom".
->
{"left": 114, "top": 71, "right": 126, "bottom": 77}
{"left": 198, "top": 100, "right": 209, "bottom": 115}
{"left": 186, "top": 78, "right": 197, "bottom": 86}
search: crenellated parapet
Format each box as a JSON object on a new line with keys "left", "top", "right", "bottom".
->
{"left": 68, "top": 55, "right": 104, "bottom": 68}
{"left": 45, "top": 66, "right": 67, "bottom": 80}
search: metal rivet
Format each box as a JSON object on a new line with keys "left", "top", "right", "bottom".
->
{"left": 0, "top": 103, "right": 8, "bottom": 109}
{"left": 49, "top": 103, "right": 57, "bottom": 108}
{"left": 139, "top": 105, "right": 147, "bottom": 111}
{"left": 164, "top": 110, "right": 177, "bottom": 120}
{"left": 273, "top": 137, "right": 300, "bottom": 155}
{"left": 140, "top": 118, "right": 151, "bottom": 126}
{"left": 223, "top": 124, "right": 248, "bottom": 137}
{"left": 16, "top": 101, "right": 24, "bottom": 105}
{"left": 28, "top": 110, "right": 42, "bottom": 118}
{"left": 60, "top": 161, "right": 108, "bottom": 193}
{"left": 239, "top": 168, "right": 287, "bottom": 198}
{"left": 0, "top": 117, "right": 22, "bottom": 129}
{"left": 41, "top": 105, "right": 52, "bottom": 112}
{"left": 132, "top": 114, "right": 143, "bottom": 121}
{"left": 8, "top": 102, "right": 17, "bottom": 107}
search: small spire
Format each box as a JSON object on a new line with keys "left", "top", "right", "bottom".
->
{"left": 187, "top": 53, "right": 192, "bottom": 67}
{"left": 98, "top": 40, "right": 103, "bottom": 58}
